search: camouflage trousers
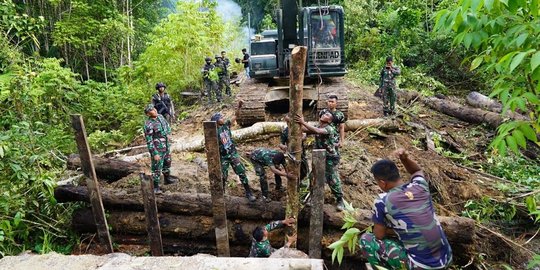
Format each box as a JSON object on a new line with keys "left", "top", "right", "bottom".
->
{"left": 221, "top": 151, "right": 248, "bottom": 186}
{"left": 382, "top": 85, "right": 396, "bottom": 115}
{"left": 325, "top": 157, "right": 343, "bottom": 200}
{"left": 204, "top": 78, "right": 221, "bottom": 102}
{"left": 218, "top": 75, "right": 231, "bottom": 96}
{"left": 251, "top": 160, "right": 274, "bottom": 197}
{"left": 360, "top": 233, "right": 422, "bottom": 270}
{"left": 151, "top": 150, "right": 171, "bottom": 187}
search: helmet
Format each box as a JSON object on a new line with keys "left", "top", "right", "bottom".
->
{"left": 155, "top": 82, "right": 166, "bottom": 89}
{"left": 210, "top": 112, "right": 223, "bottom": 122}
{"left": 205, "top": 57, "right": 212, "bottom": 62}
{"left": 215, "top": 55, "right": 222, "bottom": 59}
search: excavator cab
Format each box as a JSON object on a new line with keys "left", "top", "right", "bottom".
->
{"left": 301, "top": 6, "right": 346, "bottom": 78}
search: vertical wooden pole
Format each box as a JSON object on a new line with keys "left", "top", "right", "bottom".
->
{"left": 309, "top": 149, "right": 326, "bottom": 258}
{"left": 139, "top": 173, "right": 164, "bottom": 256}
{"left": 286, "top": 46, "right": 307, "bottom": 247}
{"left": 203, "top": 121, "right": 230, "bottom": 257}
{"left": 70, "top": 114, "right": 113, "bottom": 253}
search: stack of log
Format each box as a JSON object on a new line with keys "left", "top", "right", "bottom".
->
{"left": 55, "top": 185, "right": 475, "bottom": 259}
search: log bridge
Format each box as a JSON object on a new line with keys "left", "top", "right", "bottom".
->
{"left": 55, "top": 185, "right": 475, "bottom": 260}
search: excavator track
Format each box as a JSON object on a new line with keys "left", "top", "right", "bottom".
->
{"left": 236, "top": 78, "right": 267, "bottom": 127}
{"left": 236, "top": 77, "right": 348, "bottom": 126}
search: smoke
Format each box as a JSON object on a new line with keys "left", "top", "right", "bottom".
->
{"left": 214, "top": 0, "right": 242, "bottom": 22}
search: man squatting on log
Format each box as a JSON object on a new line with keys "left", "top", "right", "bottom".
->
{"left": 143, "top": 104, "right": 176, "bottom": 194}
{"left": 211, "top": 100, "right": 257, "bottom": 202}
{"left": 249, "top": 217, "right": 297, "bottom": 257}
{"left": 362, "top": 148, "right": 452, "bottom": 270}
{"left": 294, "top": 111, "right": 345, "bottom": 211}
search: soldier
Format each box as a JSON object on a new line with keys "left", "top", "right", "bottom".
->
{"left": 201, "top": 57, "right": 221, "bottom": 103}
{"left": 249, "top": 217, "right": 297, "bottom": 257}
{"left": 378, "top": 56, "right": 401, "bottom": 116}
{"left": 143, "top": 104, "right": 176, "bottom": 194}
{"left": 294, "top": 111, "right": 345, "bottom": 211}
{"left": 212, "top": 101, "right": 256, "bottom": 202}
{"left": 319, "top": 94, "right": 346, "bottom": 147}
{"left": 360, "top": 148, "right": 452, "bottom": 269}
{"left": 241, "top": 48, "right": 250, "bottom": 78}
{"left": 214, "top": 55, "right": 227, "bottom": 99}
{"left": 220, "top": 50, "right": 232, "bottom": 96}
{"left": 151, "top": 82, "right": 175, "bottom": 123}
{"left": 248, "top": 148, "right": 296, "bottom": 202}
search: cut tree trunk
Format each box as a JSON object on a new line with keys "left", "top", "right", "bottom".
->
{"left": 60, "top": 187, "right": 474, "bottom": 244}
{"left": 67, "top": 154, "right": 140, "bottom": 182}
{"left": 466, "top": 91, "right": 503, "bottom": 113}
{"left": 119, "top": 119, "right": 395, "bottom": 162}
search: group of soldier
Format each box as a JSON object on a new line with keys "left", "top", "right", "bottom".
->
{"left": 201, "top": 51, "right": 233, "bottom": 103}
{"left": 141, "top": 56, "right": 453, "bottom": 269}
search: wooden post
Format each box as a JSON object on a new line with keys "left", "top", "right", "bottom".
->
{"left": 309, "top": 149, "right": 326, "bottom": 258}
{"left": 286, "top": 46, "right": 308, "bottom": 246}
{"left": 70, "top": 114, "right": 113, "bottom": 253}
{"left": 203, "top": 121, "right": 230, "bottom": 257}
{"left": 139, "top": 173, "right": 164, "bottom": 256}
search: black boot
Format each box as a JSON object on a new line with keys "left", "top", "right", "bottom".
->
{"left": 274, "top": 174, "right": 283, "bottom": 191}
{"left": 243, "top": 183, "right": 256, "bottom": 202}
{"left": 153, "top": 183, "right": 163, "bottom": 195}
{"left": 336, "top": 197, "right": 345, "bottom": 212}
{"left": 163, "top": 172, "right": 177, "bottom": 185}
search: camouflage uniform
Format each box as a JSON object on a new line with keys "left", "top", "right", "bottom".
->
{"left": 202, "top": 62, "right": 221, "bottom": 103}
{"left": 248, "top": 220, "right": 284, "bottom": 257}
{"left": 360, "top": 174, "right": 453, "bottom": 269}
{"left": 144, "top": 114, "right": 172, "bottom": 187}
{"left": 314, "top": 124, "right": 343, "bottom": 201}
{"left": 319, "top": 108, "right": 345, "bottom": 144}
{"left": 221, "top": 57, "right": 232, "bottom": 96}
{"left": 218, "top": 120, "right": 248, "bottom": 186}
{"left": 280, "top": 127, "right": 308, "bottom": 181}
{"left": 379, "top": 66, "right": 400, "bottom": 115}
{"left": 249, "top": 148, "right": 283, "bottom": 198}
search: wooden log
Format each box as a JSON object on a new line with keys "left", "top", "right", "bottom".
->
{"left": 67, "top": 154, "right": 140, "bottom": 182}
{"left": 425, "top": 97, "right": 509, "bottom": 128}
{"left": 309, "top": 150, "right": 325, "bottom": 258}
{"left": 139, "top": 173, "right": 163, "bottom": 256}
{"left": 466, "top": 91, "right": 503, "bottom": 113}
{"left": 71, "top": 205, "right": 474, "bottom": 245}
{"left": 203, "top": 121, "right": 230, "bottom": 257}
{"left": 287, "top": 46, "right": 308, "bottom": 239}
{"left": 119, "top": 119, "right": 395, "bottom": 162}
{"left": 70, "top": 114, "right": 113, "bottom": 253}
{"left": 55, "top": 185, "right": 285, "bottom": 220}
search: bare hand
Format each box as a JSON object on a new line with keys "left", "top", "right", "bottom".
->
{"left": 337, "top": 141, "right": 342, "bottom": 148}
{"left": 153, "top": 155, "right": 161, "bottom": 161}
{"left": 286, "top": 233, "right": 297, "bottom": 247}
{"left": 238, "top": 99, "right": 244, "bottom": 108}
{"left": 282, "top": 217, "right": 296, "bottom": 226}
{"left": 293, "top": 114, "right": 304, "bottom": 124}
{"left": 284, "top": 115, "right": 290, "bottom": 122}
{"left": 279, "top": 144, "right": 287, "bottom": 152}
{"left": 392, "top": 148, "right": 408, "bottom": 159}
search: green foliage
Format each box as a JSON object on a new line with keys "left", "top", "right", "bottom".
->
{"left": 0, "top": 0, "right": 45, "bottom": 51}
{"left": 343, "top": 0, "right": 482, "bottom": 94}
{"left": 435, "top": 0, "right": 540, "bottom": 156}
{"left": 528, "top": 254, "right": 540, "bottom": 269}
{"left": 462, "top": 196, "right": 516, "bottom": 221}
{"left": 127, "top": 1, "right": 242, "bottom": 100}
{"left": 0, "top": 121, "right": 78, "bottom": 256}
{"left": 328, "top": 201, "right": 366, "bottom": 265}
